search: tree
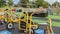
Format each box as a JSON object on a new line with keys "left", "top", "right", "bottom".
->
{"left": 8, "top": 0, "right": 13, "bottom": 6}
{"left": 0, "top": 0, "right": 6, "bottom": 7}
{"left": 26, "top": 0, "right": 35, "bottom": 8}
{"left": 35, "top": 0, "right": 49, "bottom": 8}
{"left": 52, "top": 7, "right": 60, "bottom": 15}
{"left": 42, "top": 1, "right": 49, "bottom": 8}
{"left": 52, "top": 1, "right": 59, "bottom": 7}
{"left": 18, "top": 0, "right": 35, "bottom": 7}
{"left": 35, "top": 0, "right": 44, "bottom": 7}
{"left": 19, "top": 0, "right": 27, "bottom": 7}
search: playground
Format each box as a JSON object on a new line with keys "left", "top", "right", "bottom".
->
{"left": 0, "top": 8, "right": 60, "bottom": 34}
{"left": 0, "top": 0, "right": 60, "bottom": 34}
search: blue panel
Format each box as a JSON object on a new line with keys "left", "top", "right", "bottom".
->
{"left": 0, "top": 30, "right": 12, "bottom": 34}
{"left": 34, "top": 29, "right": 44, "bottom": 34}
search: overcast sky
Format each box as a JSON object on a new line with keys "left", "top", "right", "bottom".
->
{"left": 13, "top": 0, "right": 19, "bottom": 4}
{"left": 13, "top": 0, "right": 60, "bottom": 5}
{"left": 45, "top": 0, "right": 60, "bottom": 5}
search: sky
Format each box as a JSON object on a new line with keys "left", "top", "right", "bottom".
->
{"left": 13, "top": 0, "right": 20, "bottom": 4}
{"left": 9, "top": 0, "right": 60, "bottom": 5}
{"left": 45, "top": 0, "right": 60, "bottom": 5}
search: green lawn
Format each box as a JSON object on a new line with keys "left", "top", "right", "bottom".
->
{"left": 47, "top": 15, "right": 60, "bottom": 20}
{"left": 33, "top": 20, "right": 60, "bottom": 27}
{"left": 52, "top": 22, "right": 60, "bottom": 27}
{"left": 33, "top": 20, "right": 47, "bottom": 23}
{"left": 32, "top": 15, "right": 60, "bottom": 20}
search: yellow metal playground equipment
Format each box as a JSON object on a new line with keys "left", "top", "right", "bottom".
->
{"left": 48, "top": 18, "right": 54, "bottom": 34}
{"left": 5, "top": 8, "right": 23, "bottom": 30}
{"left": 18, "top": 12, "right": 38, "bottom": 32}
{"left": 0, "top": 8, "right": 21, "bottom": 29}
{"left": 27, "top": 12, "right": 55, "bottom": 34}
{"left": 0, "top": 8, "right": 14, "bottom": 29}
{"left": 0, "top": 8, "right": 6, "bottom": 25}
{"left": 4, "top": 8, "right": 37, "bottom": 31}
{"left": 0, "top": 8, "right": 54, "bottom": 34}
{"left": 19, "top": 12, "right": 55, "bottom": 34}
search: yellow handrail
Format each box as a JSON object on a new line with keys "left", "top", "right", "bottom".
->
{"left": 48, "top": 18, "right": 54, "bottom": 34}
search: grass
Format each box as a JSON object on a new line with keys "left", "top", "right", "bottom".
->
{"left": 33, "top": 20, "right": 47, "bottom": 23}
{"left": 52, "top": 22, "right": 60, "bottom": 27}
{"left": 47, "top": 15, "right": 60, "bottom": 20}
{"left": 32, "top": 15, "right": 60, "bottom": 20}
{"left": 33, "top": 20, "right": 60, "bottom": 27}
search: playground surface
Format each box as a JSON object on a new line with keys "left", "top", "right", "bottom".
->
{"left": 0, "top": 23, "right": 60, "bottom": 34}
